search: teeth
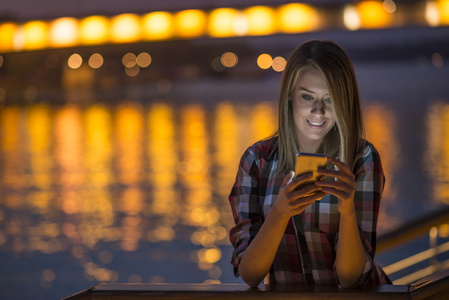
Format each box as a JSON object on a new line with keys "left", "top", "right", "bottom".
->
{"left": 309, "top": 121, "right": 324, "bottom": 126}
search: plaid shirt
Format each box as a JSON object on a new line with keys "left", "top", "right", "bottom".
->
{"left": 229, "top": 136, "right": 390, "bottom": 286}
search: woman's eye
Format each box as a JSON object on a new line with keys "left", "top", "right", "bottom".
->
{"left": 325, "top": 97, "right": 332, "bottom": 103}
{"left": 302, "top": 94, "right": 313, "bottom": 101}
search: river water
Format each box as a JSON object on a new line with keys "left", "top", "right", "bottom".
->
{"left": 1, "top": 58, "right": 449, "bottom": 299}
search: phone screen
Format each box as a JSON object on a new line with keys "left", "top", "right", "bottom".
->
{"left": 294, "top": 153, "right": 327, "bottom": 196}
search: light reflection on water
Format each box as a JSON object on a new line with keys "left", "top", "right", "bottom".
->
{"left": 0, "top": 97, "right": 448, "bottom": 298}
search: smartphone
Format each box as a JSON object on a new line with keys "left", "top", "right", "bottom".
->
{"left": 294, "top": 153, "right": 327, "bottom": 196}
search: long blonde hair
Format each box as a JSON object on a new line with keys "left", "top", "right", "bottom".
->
{"left": 277, "top": 40, "right": 364, "bottom": 175}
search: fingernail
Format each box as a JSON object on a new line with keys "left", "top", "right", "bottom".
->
{"left": 288, "top": 171, "right": 295, "bottom": 183}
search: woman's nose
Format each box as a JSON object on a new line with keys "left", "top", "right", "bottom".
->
{"left": 311, "top": 100, "right": 325, "bottom": 115}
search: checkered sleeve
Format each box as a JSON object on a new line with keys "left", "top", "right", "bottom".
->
{"left": 350, "top": 142, "right": 386, "bottom": 286}
{"left": 228, "top": 146, "right": 263, "bottom": 277}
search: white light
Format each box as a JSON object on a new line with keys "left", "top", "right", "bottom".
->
{"left": 343, "top": 5, "right": 361, "bottom": 31}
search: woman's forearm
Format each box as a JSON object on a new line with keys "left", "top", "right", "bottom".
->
{"left": 238, "top": 211, "right": 291, "bottom": 287}
{"left": 335, "top": 209, "right": 366, "bottom": 288}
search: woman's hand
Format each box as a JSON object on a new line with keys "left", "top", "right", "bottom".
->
{"left": 316, "top": 157, "right": 356, "bottom": 216}
{"left": 271, "top": 170, "right": 327, "bottom": 219}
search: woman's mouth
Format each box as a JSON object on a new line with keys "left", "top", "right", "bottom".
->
{"left": 307, "top": 120, "right": 326, "bottom": 128}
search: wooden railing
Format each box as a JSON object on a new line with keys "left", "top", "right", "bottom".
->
{"left": 63, "top": 269, "right": 449, "bottom": 300}
{"left": 64, "top": 207, "right": 449, "bottom": 299}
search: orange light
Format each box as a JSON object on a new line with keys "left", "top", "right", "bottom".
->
{"left": 49, "top": 17, "right": 79, "bottom": 47}
{"left": 79, "top": 16, "right": 109, "bottom": 45}
{"left": 21, "top": 21, "right": 48, "bottom": 50}
{"left": 356, "top": 1, "right": 392, "bottom": 29}
{"left": 0, "top": 23, "right": 17, "bottom": 52}
{"left": 68, "top": 53, "right": 83, "bottom": 69}
{"left": 244, "top": 6, "right": 277, "bottom": 36}
{"left": 272, "top": 56, "right": 287, "bottom": 72}
{"left": 277, "top": 3, "right": 320, "bottom": 33}
{"left": 436, "top": 0, "right": 449, "bottom": 25}
{"left": 208, "top": 8, "right": 240, "bottom": 37}
{"left": 257, "top": 53, "right": 272, "bottom": 69}
{"left": 142, "top": 11, "right": 173, "bottom": 40}
{"left": 174, "top": 9, "right": 206, "bottom": 38}
{"left": 221, "top": 52, "right": 238, "bottom": 68}
{"left": 110, "top": 14, "right": 141, "bottom": 43}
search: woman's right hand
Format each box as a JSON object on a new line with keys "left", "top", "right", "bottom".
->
{"left": 272, "top": 171, "right": 326, "bottom": 219}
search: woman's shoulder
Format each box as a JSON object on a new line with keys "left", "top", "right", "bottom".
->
{"left": 354, "top": 139, "right": 383, "bottom": 169}
{"left": 245, "top": 135, "right": 279, "bottom": 160}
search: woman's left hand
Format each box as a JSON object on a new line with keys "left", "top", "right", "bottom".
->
{"left": 315, "top": 157, "right": 356, "bottom": 216}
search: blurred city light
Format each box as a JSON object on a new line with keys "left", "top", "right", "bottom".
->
{"left": 0, "top": 1, "right": 447, "bottom": 52}
{"left": 278, "top": 3, "right": 320, "bottom": 33}
{"left": 0, "top": 22, "right": 16, "bottom": 52}
{"left": 174, "top": 9, "right": 206, "bottom": 38}
{"left": 220, "top": 52, "right": 238, "bottom": 68}
{"left": 344, "top": 5, "right": 362, "bottom": 30}
{"left": 49, "top": 17, "right": 78, "bottom": 47}
{"left": 439, "top": 0, "right": 449, "bottom": 24}
{"left": 142, "top": 11, "right": 173, "bottom": 40}
{"left": 427, "top": 0, "right": 449, "bottom": 25}
{"left": 110, "top": 14, "right": 141, "bottom": 43}
{"left": 136, "top": 52, "right": 152, "bottom": 68}
{"left": 383, "top": 0, "right": 397, "bottom": 13}
{"left": 358, "top": 1, "right": 393, "bottom": 28}
{"left": 208, "top": 8, "right": 240, "bottom": 37}
{"left": 22, "top": 21, "right": 48, "bottom": 50}
{"left": 79, "top": 16, "right": 109, "bottom": 45}
{"left": 88, "top": 53, "right": 104, "bottom": 69}
{"left": 122, "top": 52, "right": 137, "bottom": 68}
{"left": 244, "top": 6, "right": 277, "bottom": 36}
{"left": 68, "top": 53, "right": 82, "bottom": 69}
{"left": 272, "top": 56, "right": 287, "bottom": 72}
{"left": 257, "top": 53, "right": 273, "bottom": 69}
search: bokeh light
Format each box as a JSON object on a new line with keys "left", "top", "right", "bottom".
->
{"left": 110, "top": 14, "right": 141, "bottom": 43}
{"left": 220, "top": 52, "right": 238, "bottom": 68}
{"left": 22, "top": 21, "right": 48, "bottom": 50}
{"left": 136, "top": 52, "right": 152, "bottom": 68}
{"left": 257, "top": 53, "right": 273, "bottom": 69}
{"left": 88, "top": 53, "right": 104, "bottom": 69}
{"left": 244, "top": 6, "right": 276, "bottom": 35}
{"left": 272, "top": 56, "right": 287, "bottom": 72}
{"left": 356, "top": 1, "right": 393, "bottom": 28}
{"left": 142, "top": 11, "right": 173, "bottom": 40}
{"left": 68, "top": 53, "right": 82, "bottom": 69}
{"left": 278, "top": 3, "right": 320, "bottom": 33}
{"left": 79, "top": 16, "right": 109, "bottom": 45}
{"left": 174, "top": 9, "right": 206, "bottom": 38}
{"left": 208, "top": 8, "right": 240, "bottom": 37}
{"left": 344, "top": 5, "right": 362, "bottom": 30}
{"left": 0, "top": 22, "right": 16, "bottom": 52}
{"left": 122, "top": 52, "right": 137, "bottom": 68}
{"left": 49, "top": 17, "right": 79, "bottom": 47}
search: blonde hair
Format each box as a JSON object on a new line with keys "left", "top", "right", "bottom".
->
{"left": 277, "top": 40, "right": 364, "bottom": 175}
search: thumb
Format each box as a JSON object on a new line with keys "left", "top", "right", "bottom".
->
{"left": 282, "top": 170, "right": 295, "bottom": 187}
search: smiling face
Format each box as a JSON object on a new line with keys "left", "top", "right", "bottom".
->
{"left": 291, "top": 67, "right": 336, "bottom": 153}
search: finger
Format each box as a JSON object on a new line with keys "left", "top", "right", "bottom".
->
{"left": 287, "top": 173, "right": 313, "bottom": 192}
{"left": 317, "top": 169, "right": 354, "bottom": 185}
{"left": 319, "top": 186, "right": 351, "bottom": 200}
{"left": 290, "top": 192, "right": 327, "bottom": 210}
{"left": 287, "top": 183, "right": 324, "bottom": 201}
{"left": 315, "top": 177, "right": 353, "bottom": 188}
{"left": 327, "top": 157, "right": 353, "bottom": 177}
{"left": 282, "top": 171, "right": 295, "bottom": 187}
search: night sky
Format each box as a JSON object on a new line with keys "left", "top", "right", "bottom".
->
{"left": 0, "top": 0, "right": 304, "bottom": 21}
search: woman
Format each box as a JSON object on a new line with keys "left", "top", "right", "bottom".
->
{"left": 228, "top": 40, "right": 391, "bottom": 288}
